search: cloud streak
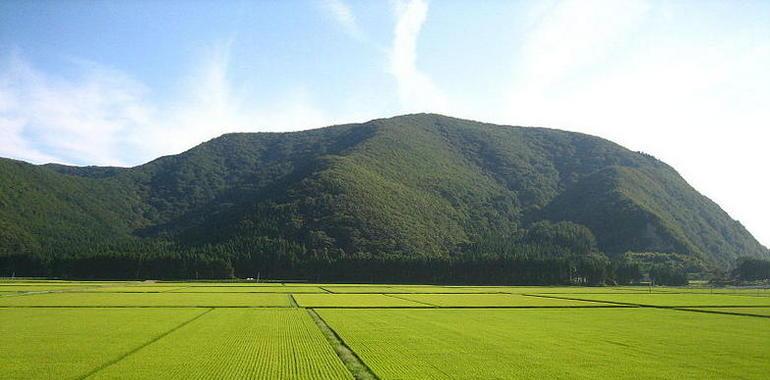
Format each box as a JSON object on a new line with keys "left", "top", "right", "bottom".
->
{"left": 499, "top": 0, "right": 770, "bottom": 247}
{"left": 388, "top": 0, "right": 447, "bottom": 113}
{"left": 0, "top": 45, "right": 334, "bottom": 167}
{"left": 319, "top": 0, "right": 365, "bottom": 41}
{"left": 0, "top": 53, "right": 151, "bottom": 165}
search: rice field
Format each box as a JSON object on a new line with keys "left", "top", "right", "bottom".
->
{"left": 1, "top": 280, "right": 768, "bottom": 379}
{"left": 323, "top": 285, "right": 504, "bottom": 293}
{"left": 650, "top": 287, "right": 770, "bottom": 296}
{"left": 0, "top": 284, "right": 99, "bottom": 292}
{"left": 395, "top": 293, "right": 619, "bottom": 307}
{"left": 0, "top": 292, "right": 291, "bottom": 307}
{"left": 292, "top": 293, "right": 425, "bottom": 308}
{"left": 539, "top": 293, "right": 770, "bottom": 307}
{"left": 155, "top": 282, "right": 287, "bottom": 287}
{"left": 90, "top": 309, "right": 352, "bottom": 379}
{"left": 493, "top": 286, "right": 654, "bottom": 294}
{"left": 0, "top": 307, "right": 206, "bottom": 379}
{"left": 167, "top": 286, "right": 326, "bottom": 293}
{"left": 317, "top": 308, "right": 770, "bottom": 379}
{"left": 75, "top": 286, "right": 190, "bottom": 292}
{"left": 685, "top": 307, "right": 770, "bottom": 317}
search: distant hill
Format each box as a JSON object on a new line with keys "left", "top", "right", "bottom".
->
{"left": 1, "top": 114, "right": 766, "bottom": 281}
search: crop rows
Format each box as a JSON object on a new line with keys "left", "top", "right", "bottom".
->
{"left": 90, "top": 309, "right": 352, "bottom": 379}
{"left": 294, "top": 293, "right": 425, "bottom": 308}
{"left": 3, "top": 281, "right": 770, "bottom": 379}
{"left": 395, "top": 293, "right": 617, "bottom": 307}
{"left": 0, "top": 308, "right": 206, "bottom": 379}
{"left": 0, "top": 292, "right": 291, "bottom": 307}
{"left": 166, "top": 286, "right": 326, "bottom": 293}
{"left": 318, "top": 308, "right": 770, "bottom": 379}
{"left": 0, "top": 284, "right": 97, "bottom": 292}
{"left": 539, "top": 293, "right": 770, "bottom": 307}
{"left": 683, "top": 307, "right": 770, "bottom": 317}
{"left": 322, "top": 285, "right": 493, "bottom": 294}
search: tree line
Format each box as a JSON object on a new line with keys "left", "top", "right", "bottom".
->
{"left": 3, "top": 220, "right": 766, "bottom": 285}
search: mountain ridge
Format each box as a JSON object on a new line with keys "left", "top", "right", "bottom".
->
{"left": 1, "top": 113, "right": 766, "bottom": 280}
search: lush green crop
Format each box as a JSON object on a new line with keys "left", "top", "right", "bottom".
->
{"left": 450, "top": 286, "right": 650, "bottom": 294}
{"left": 0, "top": 280, "right": 132, "bottom": 285}
{"left": 167, "top": 286, "right": 326, "bottom": 293}
{"left": 686, "top": 307, "right": 770, "bottom": 317}
{"left": 396, "top": 293, "right": 616, "bottom": 307}
{"left": 0, "top": 308, "right": 206, "bottom": 379}
{"left": 323, "top": 285, "right": 500, "bottom": 294}
{"left": 156, "top": 282, "right": 287, "bottom": 287}
{"left": 4, "top": 281, "right": 769, "bottom": 379}
{"left": 90, "top": 309, "right": 352, "bottom": 379}
{"left": 543, "top": 293, "right": 770, "bottom": 307}
{"left": 651, "top": 287, "right": 770, "bottom": 296}
{"left": 293, "top": 294, "right": 424, "bottom": 307}
{"left": 0, "top": 292, "right": 291, "bottom": 307}
{"left": 322, "top": 286, "right": 403, "bottom": 293}
{"left": 318, "top": 308, "right": 770, "bottom": 379}
{"left": 515, "top": 286, "right": 652, "bottom": 294}
{"left": 0, "top": 284, "right": 97, "bottom": 292}
{"left": 79, "top": 286, "right": 189, "bottom": 292}
{"left": 387, "top": 286, "right": 494, "bottom": 293}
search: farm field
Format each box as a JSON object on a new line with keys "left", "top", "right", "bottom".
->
{"left": 0, "top": 280, "right": 768, "bottom": 379}
{"left": 0, "top": 280, "right": 130, "bottom": 285}
{"left": 539, "top": 293, "right": 770, "bottom": 307}
{"left": 0, "top": 292, "right": 291, "bottom": 307}
{"left": 318, "top": 285, "right": 492, "bottom": 294}
{"left": 685, "top": 307, "right": 770, "bottom": 317}
{"left": 394, "top": 293, "right": 620, "bottom": 307}
{"left": 0, "top": 284, "right": 100, "bottom": 292}
{"left": 492, "top": 286, "right": 653, "bottom": 294}
{"left": 91, "top": 309, "right": 352, "bottom": 379}
{"left": 650, "top": 287, "right": 770, "bottom": 296}
{"left": 0, "top": 307, "right": 207, "bottom": 379}
{"left": 317, "top": 308, "right": 770, "bottom": 379}
{"left": 74, "top": 286, "right": 190, "bottom": 292}
{"left": 155, "top": 282, "right": 286, "bottom": 287}
{"left": 167, "top": 286, "right": 326, "bottom": 293}
{"left": 293, "top": 293, "right": 425, "bottom": 308}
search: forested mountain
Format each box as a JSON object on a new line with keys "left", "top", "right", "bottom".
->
{"left": 1, "top": 114, "right": 767, "bottom": 282}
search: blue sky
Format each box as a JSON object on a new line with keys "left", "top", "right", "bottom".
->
{"left": 1, "top": 0, "right": 769, "bottom": 246}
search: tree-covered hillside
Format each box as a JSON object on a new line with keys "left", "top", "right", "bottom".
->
{"left": 1, "top": 114, "right": 766, "bottom": 281}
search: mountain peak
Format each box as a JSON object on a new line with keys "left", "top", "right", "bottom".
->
{"left": 1, "top": 115, "right": 766, "bottom": 280}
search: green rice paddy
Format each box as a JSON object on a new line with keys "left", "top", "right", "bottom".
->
{"left": 166, "top": 286, "right": 326, "bottom": 293}
{"left": 395, "top": 293, "right": 619, "bottom": 307}
{"left": 90, "top": 309, "right": 352, "bottom": 380}
{"left": 684, "top": 307, "right": 770, "bottom": 317}
{"left": 318, "top": 308, "right": 770, "bottom": 379}
{"left": 0, "top": 308, "right": 206, "bottom": 379}
{"left": 539, "top": 293, "right": 770, "bottom": 307}
{"left": 0, "top": 292, "right": 291, "bottom": 307}
{"left": 293, "top": 293, "right": 425, "bottom": 308}
{"left": 1, "top": 281, "right": 767, "bottom": 379}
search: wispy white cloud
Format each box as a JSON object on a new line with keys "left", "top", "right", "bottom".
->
{"left": 0, "top": 118, "right": 60, "bottom": 164}
{"left": 0, "top": 44, "right": 334, "bottom": 166}
{"left": 319, "top": 0, "right": 365, "bottom": 41}
{"left": 499, "top": 0, "right": 770, "bottom": 246}
{"left": 506, "top": 0, "right": 650, "bottom": 119}
{"left": 0, "top": 52, "right": 151, "bottom": 165}
{"left": 388, "top": 0, "right": 447, "bottom": 113}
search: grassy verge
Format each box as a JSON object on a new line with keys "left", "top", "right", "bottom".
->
{"left": 306, "top": 309, "right": 378, "bottom": 380}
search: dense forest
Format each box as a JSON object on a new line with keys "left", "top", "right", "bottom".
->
{"left": 1, "top": 114, "right": 767, "bottom": 284}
